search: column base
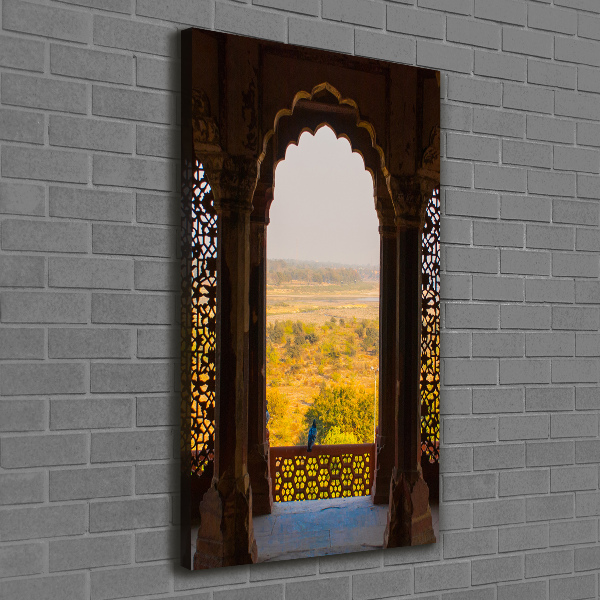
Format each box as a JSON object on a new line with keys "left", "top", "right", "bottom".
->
{"left": 194, "top": 473, "right": 258, "bottom": 569}
{"left": 248, "top": 442, "right": 272, "bottom": 516}
{"left": 384, "top": 465, "right": 436, "bottom": 548}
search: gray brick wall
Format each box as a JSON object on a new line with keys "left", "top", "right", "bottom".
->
{"left": 0, "top": 0, "right": 599, "bottom": 598}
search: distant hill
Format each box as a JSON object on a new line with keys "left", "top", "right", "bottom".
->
{"left": 267, "top": 259, "right": 379, "bottom": 285}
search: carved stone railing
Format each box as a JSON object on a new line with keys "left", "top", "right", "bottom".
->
{"left": 269, "top": 444, "right": 375, "bottom": 502}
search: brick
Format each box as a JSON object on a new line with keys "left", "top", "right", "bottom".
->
{"left": 440, "top": 331, "right": 470, "bottom": 357}
{"left": 475, "top": 164, "right": 526, "bottom": 193}
{"left": 50, "top": 534, "right": 132, "bottom": 571}
{"left": 556, "top": 37, "right": 600, "bottom": 68}
{"left": 0, "top": 542, "right": 44, "bottom": 577}
{"left": 320, "top": 552, "right": 378, "bottom": 574}
{"left": 254, "top": 0, "right": 319, "bottom": 16}
{"left": 501, "top": 249, "right": 549, "bottom": 276}
{"left": 472, "top": 333, "right": 524, "bottom": 357}
{"left": 94, "top": 15, "right": 178, "bottom": 57}
{"left": 473, "top": 388, "right": 523, "bottom": 413}
{"left": 91, "top": 564, "right": 171, "bottom": 600}
{"left": 137, "top": 327, "right": 177, "bottom": 359}
{"left": 553, "top": 414, "right": 598, "bottom": 439}
{"left": 526, "top": 280, "right": 575, "bottom": 305}
{"left": 0, "top": 573, "right": 87, "bottom": 600}
{"left": 92, "top": 293, "right": 173, "bottom": 325}
{"left": 441, "top": 388, "right": 472, "bottom": 415}
{"left": 445, "top": 190, "right": 499, "bottom": 218}
{"left": 0, "top": 398, "right": 45, "bottom": 432}
{"left": 529, "top": 3, "right": 576, "bottom": 34}
{"left": 93, "top": 224, "right": 173, "bottom": 257}
{"left": 446, "top": 16, "right": 500, "bottom": 50}
{"left": 137, "top": 396, "right": 178, "bottom": 426}
{"left": 577, "top": 229, "right": 600, "bottom": 252}
{"left": 215, "top": 3, "right": 285, "bottom": 43}
{"left": 553, "top": 307, "right": 599, "bottom": 331}
{"left": 136, "top": 0, "right": 213, "bottom": 25}
{"left": 0, "top": 472, "right": 44, "bottom": 505}
{"left": 93, "top": 86, "right": 171, "bottom": 124}
{"left": 529, "top": 60, "right": 576, "bottom": 90}
{"left": 526, "top": 549, "right": 574, "bottom": 578}
{"left": 135, "top": 462, "right": 178, "bottom": 494}
{"left": 0, "top": 328, "right": 44, "bottom": 360}
{"left": 91, "top": 429, "right": 173, "bottom": 463}
{"left": 93, "top": 156, "right": 173, "bottom": 191}
{"left": 553, "top": 253, "right": 599, "bottom": 278}
{"left": 551, "top": 519, "right": 597, "bottom": 547}
{"left": 135, "top": 528, "right": 178, "bottom": 562}
{"left": 551, "top": 465, "right": 598, "bottom": 492}
{"left": 576, "top": 333, "right": 600, "bottom": 356}
{"left": 549, "top": 574, "right": 596, "bottom": 600}
{"left": 2, "top": 146, "right": 89, "bottom": 184}
{"left": 322, "top": 0, "right": 384, "bottom": 29}
{"left": 91, "top": 363, "right": 172, "bottom": 393}
{"left": 499, "top": 523, "right": 549, "bottom": 552}
{"left": 575, "top": 546, "right": 600, "bottom": 571}
{"left": 526, "top": 225, "right": 574, "bottom": 251}
{"left": 440, "top": 445, "right": 472, "bottom": 473}
{"left": 553, "top": 358, "right": 599, "bottom": 385}
{"left": 579, "top": 66, "right": 600, "bottom": 94}
{"left": 174, "top": 565, "right": 248, "bottom": 591}
{"left": 578, "top": 174, "right": 600, "bottom": 199}
{"left": 1, "top": 433, "right": 87, "bottom": 468}
{"left": 445, "top": 247, "right": 498, "bottom": 273}
{"left": 445, "top": 417, "right": 497, "bottom": 443}
{"left": 444, "top": 529, "right": 497, "bottom": 559}
{"left": 289, "top": 17, "right": 353, "bottom": 54}
{"left": 49, "top": 328, "right": 131, "bottom": 359}
{"left": 0, "top": 108, "right": 43, "bottom": 144}
{"left": 500, "top": 305, "right": 550, "bottom": 330}
{"left": 499, "top": 414, "right": 549, "bottom": 440}
{"left": 577, "top": 491, "right": 600, "bottom": 517}
{"left": 444, "top": 359, "right": 498, "bottom": 385}
{"left": 529, "top": 170, "right": 576, "bottom": 197}
{"left": 49, "top": 115, "right": 134, "bottom": 154}
{"left": 418, "top": 0, "right": 473, "bottom": 15}
{"left": 576, "top": 440, "right": 600, "bottom": 464}
{"left": 49, "top": 258, "right": 133, "bottom": 290}
{"left": 0, "top": 503, "right": 86, "bottom": 541}
{"left": 51, "top": 397, "right": 133, "bottom": 430}
{"left": 56, "top": 0, "right": 131, "bottom": 12}
{"left": 441, "top": 103, "right": 472, "bottom": 133}
{"left": 2, "top": 218, "right": 88, "bottom": 253}
{"left": 387, "top": 5, "right": 443, "bottom": 39}
{"left": 471, "top": 554, "right": 523, "bottom": 585}
{"left": 352, "top": 569, "right": 412, "bottom": 600}
{"left": 50, "top": 466, "right": 133, "bottom": 501}
{"left": 503, "top": 83, "right": 553, "bottom": 114}
{"left": 576, "top": 388, "right": 600, "bottom": 411}
{"left": 501, "top": 194, "right": 551, "bottom": 223}
{"left": 500, "top": 359, "right": 550, "bottom": 384}
{"left": 473, "top": 497, "right": 524, "bottom": 528}
{"left": 437, "top": 503, "right": 472, "bottom": 531}
{"left": 555, "top": 146, "right": 600, "bottom": 174}
{"left": 502, "top": 140, "right": 552, "bottom": 169}
{"left": 447, "top": 133, "right": 499, "bottom": 162}
{"left": 526, "top": 387, "right": 574, "bottom": 410}
{"left": 0, "top": 291, "right": 89, "bottom": 324}
{"left": 354, "top": 29, "right": 415, "bottom": 65}
{"left": 503, "top": 26, "right": 553, "bottom": 58}
{"left": 556, "top": 90, "right": 600, "bottom": 121}
{"left": 577, "top": 121, "right": 600, "bottom": 148}
{"left": 0, "top": 256, "right": 45, "bottom": 288}
{"left": 50, "top": 186, "right": 134, "bottom": 221}
{"left": 442, "top": 273, "right": 471, "bottom": 300}
{"left": 3, "top": 0, "right": 91, "bottom": 42}
{"left": 473, "top": 107, "right": 524, "bottom": 138}
{"left": 528, "top": 115, "right": 575, "bottom": 144}
{"left": 136, "top": 56, "right": 180, "bottom": 91}
{"left": 527, "top": 494, "right": 575, "bottom": 522}
{"left": 137, "top": 125, "right": 180, "bottom": 159}
{"left": 473, "top": 276, "right": 523, "bottom": 301}
{"left": 474, "top": 0, "right": 525, "bottom": 25}
{"left": 527, "top": 440, "right": 574, "bottom": 467}
{"left": 445, "top": 303, "right": 498, "bottom": 329}
{"left": 474, "top": 49, "right": 525, "bottom": 82}
{"left": 136, "top": 193, "right": 178, "bottom": 225}
{"left": 498, "top": 581, "right": 547, "bottom": 600}
{"left": 90, "top": 496, "right": 170, "bottom": 532}
{"left": 0, "top": 182, "right": 45, "bottom": 216}
{"left": 2, "top": 73, "right": 87, "bottom": 114}
{"left": 417, "top": 40, "right": 473, "bottom": 73}
{"left": 447, "top": 76, "right": 501, "bottom": 106}
{"left": 474, "top": 444, "right": 524, "bottom": 471}
{"left": 579, "top": 12, "right": 600, "bottom": 39}
{"left": 443, "top": 473, "right": 496, "bottom": 501}
{"left": 0, "top": 33, "right": 44, "bottom": 72}
{"left": 0, "top": 363, "right": 86, "bottom": 396}
{"left": 442, "top": 160, "right": 474, "bottom": 187}
{"left": 286, "top": 577, "right": 349, "bottom": 600}
{"left": 414, "top": 562, "right": 470, "bottom": 593}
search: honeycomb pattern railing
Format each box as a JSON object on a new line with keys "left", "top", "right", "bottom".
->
{"left": 269, "top": 444, "right": 375, "bottom": 502}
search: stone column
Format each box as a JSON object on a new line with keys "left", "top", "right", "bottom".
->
{"left": 194, "top": 154, "right": 258, "bottom": 569}
{"left": 247, "top": 186, "right": 274, "bottom": 516}
{"left": 372, "top": 220, "right": 397, "bottom": 505}
{"left": 384, "top": 181, "right": 435, "bottom": 548}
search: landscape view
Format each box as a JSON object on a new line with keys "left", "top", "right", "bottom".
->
{"left": 266, "top": 259, "right": 380, "bottom": 448}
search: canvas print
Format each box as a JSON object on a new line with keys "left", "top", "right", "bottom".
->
{"left": 180, "top": 29, "right": 440, "bottom": 570}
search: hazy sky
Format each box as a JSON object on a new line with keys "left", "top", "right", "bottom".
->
{"left": 268, "top": 126, "right": 380, "bottom": 266}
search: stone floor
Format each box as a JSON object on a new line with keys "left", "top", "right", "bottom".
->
{"left": 191, "top": 496, "right": 439, "bottom": 564}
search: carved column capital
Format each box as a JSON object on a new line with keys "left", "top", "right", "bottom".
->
{"left": 202, "top": 153, "right": 259, "bottom": 212}
{"left": 390, "top": 176, "right": 438, "bottom": 230}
